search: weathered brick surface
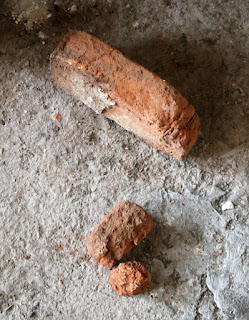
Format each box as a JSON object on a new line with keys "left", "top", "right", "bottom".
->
{"left": 85, "top": 201, "right": 154, "bottom": 268}
{"left": 51, "top": 31, "right": 200, "bottom": 159}
{"left": 109, "top": 262, "right": 151, "bottom": 296}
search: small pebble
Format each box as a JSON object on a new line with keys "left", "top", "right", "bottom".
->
{"left": 222, "top": 200, "right": 234, "bottom": 211}
{"left": 69, "top": 5, "right": 77, "bottom": 12}
{"left": 133, "top": 21, "right": 139, "bottom": 28}
{"left": 0, "top": 119, "right": 5, "bottom": 125}
{"left": 53, "top": 113, "right": 61, "bottom": 120}
{"left": 38, "top": 31, "right": 47, "bottom": 39}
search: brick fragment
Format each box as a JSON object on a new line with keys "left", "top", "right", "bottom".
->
{"left": 109, "top": 261, "right": 151, "bottom": 296}
{"left": 50, "top": 31, "right": 200, "bottom": 159}
{"left": 85, "top": 201, "right": 153, "bottom": 268}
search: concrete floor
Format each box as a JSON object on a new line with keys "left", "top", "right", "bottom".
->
{"left": 0, "top": 1, "right": 249, "bottom": 319}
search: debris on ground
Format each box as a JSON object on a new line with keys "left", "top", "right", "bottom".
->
{"left": 109, "top": 261, "right": 151, "bottom": 296}
{"left": 86, "top": 201, "right": 153, "bottom": 267}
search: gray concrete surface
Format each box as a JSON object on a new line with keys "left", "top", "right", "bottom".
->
{"left": 0, "top": 1, "right": 249, "bottom": 319}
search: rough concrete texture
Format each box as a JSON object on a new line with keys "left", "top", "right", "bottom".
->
{"left": 51, "top": 31, "right": 200, "bottom": 159}
{"left": 86, "top": 201, "right": 153, "bottom": 267}
{"left": 109, "top": 262, "right": 151, "bottom": 296}
{"left": 0, "top": 0, "right": 249, "bottom": 319}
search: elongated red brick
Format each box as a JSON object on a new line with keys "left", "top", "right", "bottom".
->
{"left": 85, "top": 201, "right": 154, "bottom": 268}
{"left": 50, "top": 31, "right": 200, "bottom": 159}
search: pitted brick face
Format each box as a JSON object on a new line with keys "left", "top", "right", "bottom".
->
{"left": 51, "top": 31, "right": 200, "bottom": 159}
{"left": 85, "top": 201, "right": 154, "bottom": 268}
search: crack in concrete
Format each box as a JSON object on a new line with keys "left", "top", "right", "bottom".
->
{"left": 194, "top": 274, "right": 221, "bottom": 320}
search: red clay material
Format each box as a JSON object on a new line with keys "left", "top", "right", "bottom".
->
{"left": 51, "top": 31, "right": 200, "bottom": 159}
{"left": 85, "top": 201, "right": 154, "bottom": 268}
{"left": 109, "top": 261, "right": 151, "bottom": 296}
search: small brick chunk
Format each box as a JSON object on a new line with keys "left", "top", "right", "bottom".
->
{"left": 85, "top": 201, "right": 153, "bottom": 268}
{"left": 109, "top": 262, "right": 151, "bottom": 296}
{"left": 51, "top": 31, "right": 200, "bottom": 159}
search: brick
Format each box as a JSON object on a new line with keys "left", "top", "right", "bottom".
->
{"left": 109, "top": 261, "right": 151, "bottom": 296}
{"left": 51, "top": 31, "right": 200, "bottom": 159}
{"left": 85, "top": 201, "right": 153, "bottom": 268}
